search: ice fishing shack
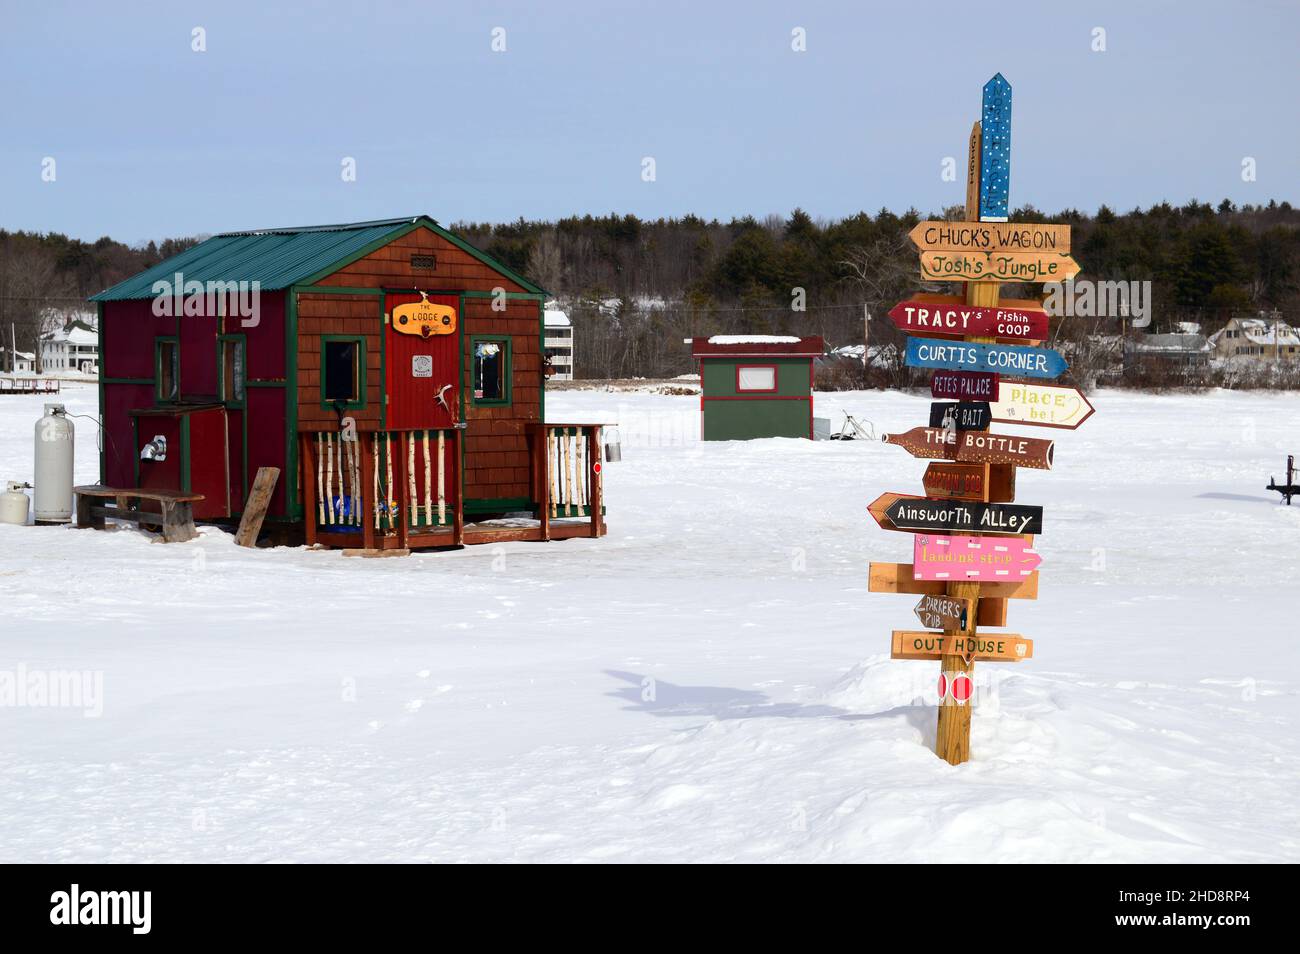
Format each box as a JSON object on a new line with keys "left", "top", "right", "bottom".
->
{"left": 689, "top": 336, "right": 824, "bottom": 440}
{"left": 89, "top": 216, "right": 607, "bottom": 549}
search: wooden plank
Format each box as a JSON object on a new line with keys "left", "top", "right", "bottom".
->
{"left": 908, "top": 221, "right": 1071, "bottom": 255}
{"left": 891, "top": 630, "right": 1033, "bottom": 662}
{"left": 913, "top": 593, "right": 972, "bottom": 631}
{"left": 990, "top": 381, "right": 1096, "bottom": 430}
{"left": 918, "top": 249, "right": 1081, "bottom": 283}
{"left": 868, "top": 562, "right": 1038, "bottom": 599}
{"left": 234, "top": 467, "right": 280, "bottom": 548}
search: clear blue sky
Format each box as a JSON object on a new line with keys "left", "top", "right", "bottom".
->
{"left": 1, "top": 0, "right": 1296, "bottom": 244}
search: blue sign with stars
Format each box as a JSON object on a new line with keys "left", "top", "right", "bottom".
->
{"left": 979, "top": 73, "right": 1012, "bottom": 222}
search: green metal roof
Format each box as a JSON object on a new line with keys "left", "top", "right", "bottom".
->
{"left": 90, "top": 215, "right": 545, "bottom": 301}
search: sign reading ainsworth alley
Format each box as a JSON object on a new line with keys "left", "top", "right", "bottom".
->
{"left": 884, "top": 497, "right": 1043, "bottom": 535}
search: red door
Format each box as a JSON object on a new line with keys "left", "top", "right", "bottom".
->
{"left": 385, "top": 292, "right": 459, "bottom": 429}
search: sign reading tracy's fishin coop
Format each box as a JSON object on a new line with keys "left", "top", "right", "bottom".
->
{"left": 867, "top": 72, "right": 1088, "bottom": 765}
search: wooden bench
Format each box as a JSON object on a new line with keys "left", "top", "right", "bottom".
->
{"left": 74, "top": 485, "right": 204, "bottom": 543}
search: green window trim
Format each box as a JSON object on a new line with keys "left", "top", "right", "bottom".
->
{"left": 319, "top": 334, "right": 367, "bottom": 410}
{"left": 217, "top": 334, "right": 247, "bottom": 408}
{"left": 470, "top": 335, "right": 512, "bottom": 407}
{"left": 154, "top": 336, "right": 179, "bottom": 404}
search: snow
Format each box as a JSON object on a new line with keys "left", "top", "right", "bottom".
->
{"left": 1, "top": 383, "right": 1298, "bottom": 862}
{"left": 706, "top": 334, "right": 802, "bottom": 345}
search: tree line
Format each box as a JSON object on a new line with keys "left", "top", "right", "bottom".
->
{"left": 3, "top": 199, "right": 1298, "bottom": 380}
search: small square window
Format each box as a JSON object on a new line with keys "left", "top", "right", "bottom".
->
{"left": 737, "top": 365, "right": 776, "bottom": 391}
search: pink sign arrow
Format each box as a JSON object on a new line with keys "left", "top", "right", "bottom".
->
{"left": 912, "top": 533, "right": 1042, "bottom": 582}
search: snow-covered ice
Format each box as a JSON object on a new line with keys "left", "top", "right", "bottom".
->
{"left": 0, "top": 383, "right": 1297, "bottom": 862}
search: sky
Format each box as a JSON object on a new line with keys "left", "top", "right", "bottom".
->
{"left": 1, "top": 0, "right": 1296, "bottom": 245}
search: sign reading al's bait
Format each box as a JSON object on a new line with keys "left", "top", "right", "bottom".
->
{"left": 929, "top": 401, "right": 991, "bottom": 430}
{"left": 884, "top": 497, "right": 1043, "bottom": 535}
{"left": 906, "top": 337, "right": 1067, "bottom": 379}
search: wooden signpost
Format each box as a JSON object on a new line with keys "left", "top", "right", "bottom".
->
{"left": 868, "top": 73, "right": 1086, "bottom": 765}
{"left": 931, "top": 369, "right": 998, "bottom": 401}
{"left": 913, "top": 593, "right": 971, "bottom": 631}
{"left": 989, "top": 381, "right": 1096, "bottom": 430}
{"left": 922, "top": 462, "right": 1015, "bottom": 503}
{"left": 908, "top": 221, "right": 1071, "bottom": 255}
{"left": 891, "top": 630, "right": 1033, "bottom": 662}
{"left": 883, "top": 497, "right": 1043, "bottom": 535}
{"left": 913, "top": 532, "right": 1041, "bottom": 581}
{"left": 905, "top": 337, "right": 1069, "bottom": 380}
{"left": 929, "top": 401, "right": 991, "bottom": 430}
{"left": 889, "top": 297, "right": 1048, "bottom": 342}
{"left": 918, "top": 250, "right": 1081, "bottom": 284}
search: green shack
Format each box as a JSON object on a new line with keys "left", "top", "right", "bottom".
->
{"left": 689, "top": 335, "right": 824, "bottom": 441}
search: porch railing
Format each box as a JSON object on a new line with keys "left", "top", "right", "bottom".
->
{"left": 300, "top": 425, "right": 463, "bottom": 549}
{"left": 528, "top": 423, "right": 606, "bottom": 539}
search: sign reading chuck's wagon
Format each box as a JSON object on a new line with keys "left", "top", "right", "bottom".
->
{"left": 909, "top": 221, "right": 1071, "bottom": 254}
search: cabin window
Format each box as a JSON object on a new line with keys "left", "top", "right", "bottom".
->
{"left": 219, "top": 336, "right": 245, "bottom": 405}
{"left": 155, "top": 337, "right": 179, "bottom": 403}
{"left": 321, "top": 336, "right": 365, "bottom": 409}
{"left": 736, "top": 365, "right": 777, "bottom": 392}
{"left": 471, "top": 337, "right": 511, "bottom": 405}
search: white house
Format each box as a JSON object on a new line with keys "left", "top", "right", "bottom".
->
{"left": 0, "top": 347, "right": 35, "bottom": 373}
{"left": 544, "top": 304, "right": 574, "bottom": 381}
{"left": 1208, "top": 315, "right": 1300, "bottom": 363}
{"left": 40, "top": 323, "right": 99, "bottom": 374}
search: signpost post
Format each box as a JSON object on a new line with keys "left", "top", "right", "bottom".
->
{"left": 867, "top": 73, "right": 1085, "bottom": 765}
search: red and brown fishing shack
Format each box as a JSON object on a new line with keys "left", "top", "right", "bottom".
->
{"left": 90, "top": 216, "right": 606, "bottom": 549}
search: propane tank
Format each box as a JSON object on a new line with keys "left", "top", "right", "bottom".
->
{"left": 0, "top": 481, "right": 31, "bottom": 526}
{"left": 34, "top": 403, "right": 74, "bottom": 524}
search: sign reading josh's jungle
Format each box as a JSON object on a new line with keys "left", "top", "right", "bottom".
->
{"left": 883, "top": 497, "right": 1043, "bottom": 535}
{"left": 918, "top": 250, "right": 1081, "bottom": 283}
{"left": 906, "top": 338, "right": 1067, "bottom": 380}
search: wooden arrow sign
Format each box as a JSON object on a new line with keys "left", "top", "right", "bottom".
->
{"left": 929, "top": 401, "right": 991, "bottom": 430}
{"left": 957, "top": 430, "right": 1054, "bottom": 470}
{"left": 922, "top": 462, "right": 1015, "bottom": 503}
{"left": 919, "top": 250, "right": 1081, "bottom": 284}
{"left": 868, "top": 562, "right": 1039, "bottom": 600}
{"left": 990, "top": 381, "right": 1096, "bottom": 430}
{"left": 913, "top": 533, "right": 1041, "bottom": 582}
{"left": 908, "top": 221, "right": 1071, "bottom": 255}
{"left": 888, "top": 297, "right": 1049, "bottom": 342}
{"left": 867, "top": 492, "right": 915, "bottom": 530}
{"left": 881, "top": 427, "right": 958, "bottom": 460}
{"left": 884, "top": 497, "right": 1043, "bottom": 535}
{"left": 906, "top": 337, "right": 1068, "bottom": 380}
{"left": 932, "top": 369, "right": 998, "bottom": 401}
{"left": 891, "top": 630, "right": 1033, "bottom": 662}
{"left": 913, "top": 594, "right": 971, "bottom": 632}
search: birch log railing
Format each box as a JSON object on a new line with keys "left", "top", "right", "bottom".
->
{"left": 527, "top": 423, "right": 606, "bottom": 540}
{"left": 300, "top": 425, "right": 463, "bottom": 550}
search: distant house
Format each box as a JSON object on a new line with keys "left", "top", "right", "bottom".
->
{"left": 40, "top": 322, "right": 99, "bottom": 374}
{"left": 543, "top": 304, "right": 574, "bottom": 381}
{"left": 1124, "top": 332, "right": 1212, "bottom": 376}
{"left": 0, "top": 347, "right": 36, "bottom": 373}
{"left": 1208, "top": 315, "right": 1300, "bottom": 363}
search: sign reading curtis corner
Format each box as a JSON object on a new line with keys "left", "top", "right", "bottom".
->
{"left": 393, "top": 294, "right": 457, "bottom": 338}
{"left": 906, "top": 337, "right": 1067, "bottom": 380}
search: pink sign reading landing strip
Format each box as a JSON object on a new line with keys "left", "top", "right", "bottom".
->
{"left": 912, "top": 533, "right": 1042, "bottom": 582}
